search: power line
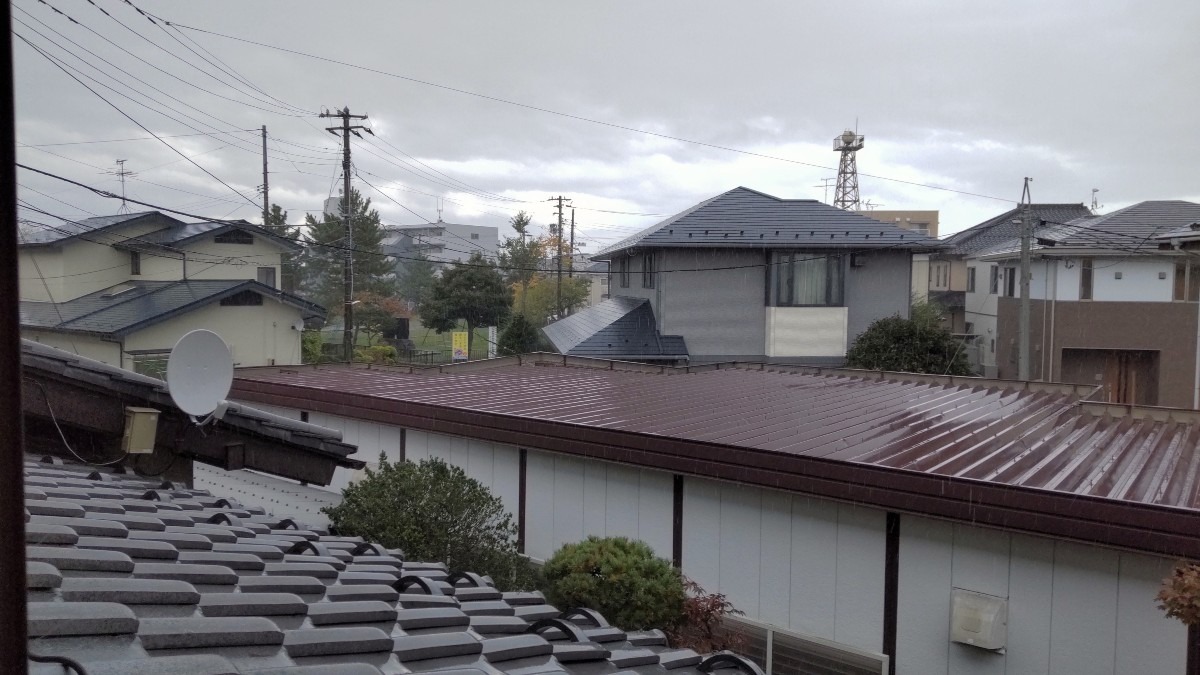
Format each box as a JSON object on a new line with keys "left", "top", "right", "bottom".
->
{"left": 156, "top": 10, "right": 1015, "bottom": 204}
{"left": 20, "top": 129, "right": 259, "bottom": 147}
{"left": 15, "top": 31, "right": 260, "bottom": 208}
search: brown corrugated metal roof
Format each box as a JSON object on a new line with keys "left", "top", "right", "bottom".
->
{"left": 233, "top": 357, "right": 1200, "bottom": 557}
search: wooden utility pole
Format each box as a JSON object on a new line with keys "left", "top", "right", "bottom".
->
{"left": 320, "top": 107, "right": 370, "bottom": 362}
{"left": 1018, "top": 177, "right": 1033, "bottom": 381}
{"left": 260, "top": 125, "right": 269, "bottom": 225}
{"left": 549, "top": 196, "right": 570, "bottom": 319}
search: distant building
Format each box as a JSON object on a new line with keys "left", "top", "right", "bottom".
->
{"left": 547, "top": 187, "right": 941, "bottom": 364}
{"left": 859, "top": 210, "right": 939, "bottom": 304}
{"left": 18, "top": 212, "right": 323, "bottom": 374}
{"left": 383, "top": 219, "right": 499, "bottom": 269}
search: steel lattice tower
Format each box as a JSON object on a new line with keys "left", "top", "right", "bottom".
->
{"left": 832, "top": 129, "right": 865, "bottom": 210}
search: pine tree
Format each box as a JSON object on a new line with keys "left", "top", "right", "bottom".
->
{"left": 297, "top": 189, "right": 395, "bottom": 315}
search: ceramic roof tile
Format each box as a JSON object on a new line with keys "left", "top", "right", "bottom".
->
{"left": 391, "top": 632, "right": 484, "bottom": 662}
{"left": 199, "top": 593, "right": 310, "bottom": 618}
{"left": 28, "top": 601, "right": 139, "bottom": 637}
{"left": 282, "top": 626, "right": 394, "bottom": 657}
{"left": 132, "top": 562, "right": 239, "bottom": 586}
{"left": 138, "top": 616, "right": 285, "bottom": 650}
{"left": 60, "top": 578, "right": 200, "bottom": 605}
{"left": 84, "top": 654, "right": 241, "bottom": 675}
{"left": 27, "top": 545, "right": 135, "bottom": 574}
{"left": 26, "top": 561, "right": 63, "bottom": 590}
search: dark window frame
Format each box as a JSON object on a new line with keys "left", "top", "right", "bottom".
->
{"left": 618, "top": 257, "right": 630, "bottom": 288}
{"left": 257, "top": 266, "right": 277, "bottom": 289}
{"left": 1080, "top": 257, "right": 1094, "bottom": 300}
{"left": 989, "top": 265, "right": 999, "bottom": 294}
{"left": 214, "top": 230, "right": 254, "bottom": 245}
{"left": 768, "top": 251, "right": 845, "bottom": 307}
{"left": 130, "top": 251, "right": 141, "bottom": 276}
{"left": 966, "top": 266, "right": 976, "bottom": 293}
{"left": 642, "top": 251, "right": 655, "bottom": 289}
{"left": 220, "top": 289, "right": 264, "bottom": 306}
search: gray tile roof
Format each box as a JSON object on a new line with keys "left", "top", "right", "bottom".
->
{"left": 942, "top": 204, "right": 1092, "bottom": 256}
{"left": 128, "top": 220, "right": 302, "bottom": 253}
{"left": 594, "top": 186, "right": 942, "bottom": 258}
{"left": 21, "top": 280, "right": 325, "bottom": 337}
{"left": 19, "top": 212, "right": 174, "bottom": 246}
{"left": 977, "top": 200, "right": 1200, "bottom": 259}
{"left": 21, "top": 456, "right": 757, "bottom": 675}
{"left": 542, "top": 297, "right": 688, "bottom": 360}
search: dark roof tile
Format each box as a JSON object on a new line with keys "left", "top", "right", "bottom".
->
{"left": 480, "top": 634, "right": 554, "bottom": 663}
{"left": 138, "top": 616, "right": 285, "bottom": 649}
{"left": 282, "top": 626, "right": 394, "bottom": 657}
{"left": 237, "top": 575, "right": 327, "bottom": 596}
{"left": 27, "top": 601, "right": 139, "bottom": 637}
{"left": 84, "top": 654, "right": 241, "bottom": 675}
{"left": 325, "top": 584, "right": 399, "bottom": 604}
{"left": 25, "top": 522, "right": 79, "bottom": 546}
{"left": 60, "top": 578, "right": 200, "bottom": 605}
{"left": 199, "top": 592, "right": 309, "bottom": 617}
{"left": 132, "top": 562, "right": 238, "bottom": 585}
{"left": 542, "top": 297, "right": 688, "bottom": 360}
{"left": 76, "top": 536, "right": 180, "bottom": 560}
{"left": 26, "top": 561, "right": 63, "bottom": 590}
{"left": 128, "top": 530, "right": 214, "bottom": 551}
{"left": 391, "top": 632, "right": 483, "bottom": 662}
{"left": 27, "top": 545, "right": 135, "bottom": 573}
{"left": 395, "top": 607, "right": 471, "bottom": 631}
{"left": 307, "top": 600, "right": 399, "bottom": 626}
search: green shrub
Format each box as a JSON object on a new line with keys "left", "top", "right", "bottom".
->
{"left": 322, "top": 456, "right": 535, "bottom": 590}
{"left": 498, "top": 314, "right": 540, "bottom": 356}
{"left": 301, "top": 330, "right": 324, "bottom": 364}
{"left": 354, "top": 344, "right": 397, "bottom": 364}
{"left": 542, "top": 536, "right": 685, "bottom": 630}
{"left": 845, "top": 301, "right": 974, "bottom": 375}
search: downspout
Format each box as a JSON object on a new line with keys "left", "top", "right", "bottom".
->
{"left": 1049, "top": 260, "right": 1057, "bottom": 381}
{"left": 1192, "top": 253, "right": 1200, "bottom": 409}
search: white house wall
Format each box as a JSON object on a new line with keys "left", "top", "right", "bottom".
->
{"left": 896, "top": 515, "right": 1184, "bottom": 675}
{"left": 682, "top": 477, "right": 886, "bottom": 655}
{"left": 1088, "top": 258, "right": 1174, "bottom": 302}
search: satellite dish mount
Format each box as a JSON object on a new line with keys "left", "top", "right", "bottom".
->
{"left": 167, "top": 329, "right": 234, "bottom": 424}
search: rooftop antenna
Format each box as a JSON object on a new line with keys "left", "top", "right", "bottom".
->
{"left": 813, "top": 177, "right": 835, "bottom": 204}
{"left": 861, "top": 199, "right": 884, "bottom": 211}
{"left": 1091, "top": 188, "right": 1102, "bottom": 213}
{"left": 833, "top": 128, "right": 865, "bottom": 210}
{"left": 105, "top": 160, "right": 135, "bottom": 214}
{"left": 436, "top": 198, "right": 443, "bottom": 222}
{"left": 166, "top": 329, "right": 233, "bottom": 423}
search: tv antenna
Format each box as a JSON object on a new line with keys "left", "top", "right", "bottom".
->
{"left": 105, "top": 160, "right": 135, "bottom": 213}
{"left": 833, "top": 128, "right": 865, "bottom": 210}
{"left": 1091, "top": 188, "right": 1102, "bottom": 213}
{"left": 813, "top": 177, "right": 836, "bottom": 204}
{"left": 166, "top": 330, "right": 233, "bottom": 423}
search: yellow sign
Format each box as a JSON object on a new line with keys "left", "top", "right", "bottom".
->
{"left": 452, "top": 331, "right": 469, "bottom": 361}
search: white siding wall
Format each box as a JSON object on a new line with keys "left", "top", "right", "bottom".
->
{"left": 405, "top": 430, "right": 520, "bottom": 522}
{"left": 682, "top": 478, "right": 887, "bottom": 655}
{"left": 896, "top": 516, "right": 1185, "bottom": 675}
{"left": 964, "top": 261, "right": 1000, "bottom": 376}
{"left": 524, "top": 450, "right": 673, "bottom": 562}
{"left": 765, "top": 307, "right": 849, "bottom": 358}
{"left": 1089, "top": 258, "right": 1174, "bottom": 302}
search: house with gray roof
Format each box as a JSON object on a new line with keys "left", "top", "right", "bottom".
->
{"left": 19, "top": 211, "right": 320, "bottom": 374}
{"left": 974, "top": 200, "right": 1200, "bottom": 406}
{"left": 548, "top": 187, "right": 941, "bottom": 364}
{"left": 933, "top": 204, "right": 1093, "bottom": 376}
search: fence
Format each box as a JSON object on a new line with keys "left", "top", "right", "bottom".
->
{"left": 723, "top": 616, "right": 888, "bottom": 675}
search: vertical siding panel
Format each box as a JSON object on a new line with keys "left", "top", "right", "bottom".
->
{"left": 407, "top": 430, "right": 429, "bottom": 462}
{"left": 718, "top": 485, "right": 762, "bottom": 619}
{"left": 378, "top": 426, "right": 401, "bottom": 464}
{"left": 948, "top": 526, "right": 1010, "bottom": 675}
{"left": 465, "top": 439, "right": 494, "bottom": 488}
{"left": 1005, "top": 534, "right": 1053, "bottom": 675}
{"left": 524, "top": 451, "right": 555, "bottom": 560}
{"left": 896, "top": 516, "right": 952, "bottom": 675}
{"left": 789, "top": 496, "right": 839, "bottom": 639}
{"left": 682, "top": 478, "right": 721, "bottom": 595}
{"left": 757, "top": 490, "right": 793, "bottom": 627}
{"left": 636, "top": 469, "right": 674, "bottom": 559}
{"left": 1114, "top": 553, "right": 1187, "bottom": 675}
{"left": 1049, "top": 541, "right": 1118, "bottom": 675}
{"left": 552, "top": 455, "right": 585, "bottom": 553}
{"left": 449, "top": 436, "right": 470, "bottom": 469}
{"left": 604, "top": 464, "right": 640, "bottom": 543}
{"left": 491, "top": 443, "right": 520, "bottom": 520}
{"left": 834, "top": 504, "right": 886, "bottom": 653}
{"left": 582, "top": 461, "right": 607, "bottom": 538}
{"left": 426, "top": 433, "right": 451, "bottom": 462}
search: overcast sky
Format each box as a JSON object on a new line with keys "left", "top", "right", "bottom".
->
{"left": 13, "top": 0, "right": 1199, "bottom": 248}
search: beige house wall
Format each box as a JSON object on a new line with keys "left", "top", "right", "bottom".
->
{"left": 858, "top": 210, "right": 939, "bottom": 238}
{"left": 122, "top": 296, "right": 305, "bottom": 369}
{"left": 22, "top": 330, "right": 122, "bottom": 367}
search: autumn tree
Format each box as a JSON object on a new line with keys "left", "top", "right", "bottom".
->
{"left": 516, "top": 274, "right": 591, "bottom": 326}
{"left": 396, "top": 252, "right": 438, "bottom": 308}
{"left": 496, "top": 211, "right": 544, "bottom": 315}
{"left": 297, "top": 189, "right": 395, "bottom": 316}
{"left": 418, "top": 252, "right": 511, "bottom": 356}
{"left": 354, "top": 291, "right": 409, "bottom": 346}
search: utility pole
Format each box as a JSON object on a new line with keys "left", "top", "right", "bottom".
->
{"left": 1018, "top": 177, "right": 1033, "bottom": 381}
{"left": 260, "top": 125, "right": 269, "bottom": 225}
{"left": 568, "top": 208, "right": 575, "bottom": 279}
{"left": 320, "top": 107, "right": 371, "bottom": 362}
{"left": 548, "top": 196, "right": 570, "bottom": 319}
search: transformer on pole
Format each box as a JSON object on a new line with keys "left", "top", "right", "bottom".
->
{"left": 832, "top": 129, "right": 865, "bottom": 210}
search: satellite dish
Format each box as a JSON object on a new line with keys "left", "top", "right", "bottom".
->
{"left": 167, "top": 329, "right": 233, "bottom": 418}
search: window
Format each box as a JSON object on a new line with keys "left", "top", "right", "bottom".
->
{"left": 130, "top": 251, "right": 141, "bottom": 276}
{"left": 619, "top": 257, "right": 630, "bottom": 288}
{"left": 642, "top": 251, "right": 655, "bottom": 289}
{"left": 1004, "top": 267, "right": 1017, "bottom": 297}
{"left": 769, "top": 251, "right": 844, "bottom": 306}
{"left": 1080, "top": 257, "right": 1094, "bottom": 300}
{"left": 1174, "top": 260, "right": 1200, "bottom": 301}
{"left": 214, "top": 230, "right": 253, "bottom": 245}
{"left": 470, "top": 233, "right": 480, "bottom": 240}
{"left": 990, "top": 339, "right": 995, "bottom": 353}
{"left": 989, "top": 266, "right": 999, "bottom": 294}
{"left": 257, "top": 266, "right": 277, "bottom": 288}
{"left": 600, "top": 276, "right": 609, "bottom": 286}
{"left": 220, "top": 290, "right": 263, "bottom": 306}
{"left": 965, "top": 321, "right": 975, "bottom": 334}
{"left": 966, "top": 267, "right": 976, "bottom": 293}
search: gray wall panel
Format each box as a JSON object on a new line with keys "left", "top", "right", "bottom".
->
{"left": 844, "top": 250, "right": 913, "bottom": 345}
{"left": 658, "top": 248, "right": 767, "bottom": 357}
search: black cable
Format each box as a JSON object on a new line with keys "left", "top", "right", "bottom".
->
{"left": 21, "top": 129, "right": 259, "bottom": 146}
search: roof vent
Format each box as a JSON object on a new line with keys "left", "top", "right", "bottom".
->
{"left": 101, "top": 284, "right": 137, "bottom": 298}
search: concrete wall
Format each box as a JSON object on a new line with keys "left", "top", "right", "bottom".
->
{"left": 656, "top": 248, "right": 768, "bottom": 359}
{"left": 844, "top": 250, "right": 912, "bottom": 344}
{"left": 124, "top": 295, "right": 305, "bottom": 369}
{"left": 765, "top": 307, "right": 848, "bottom": 357}
{"left": 897, "top": 516, "right": 1185, "bottom": 675}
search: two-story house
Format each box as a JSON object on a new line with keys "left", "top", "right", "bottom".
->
{"left": 979, "top": 200, "right": 1200, "bottom": 406}
{"left": 940, "top": 204, "right": 1093, "bottom": 376}
{"left": 543, "top": 186, "right": 941, "bottom": 364}
{"left": 19, "top": 211, "right": 324, "bottom": 374}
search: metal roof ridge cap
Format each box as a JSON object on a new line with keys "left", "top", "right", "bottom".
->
{"left": 1077, "top": 400, "right": 1200, "bottom": 423}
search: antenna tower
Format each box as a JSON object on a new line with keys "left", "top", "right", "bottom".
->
{"left": 107, "top": 159, "right": 135, "bottom": 213}
{"left": 832, "top": 129, "right": 865, "bottom": 210}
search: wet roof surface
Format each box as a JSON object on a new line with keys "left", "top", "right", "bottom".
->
{"left": 542, "top": 298, "right": 688, "bottom": 360}
{"left": 594, "top": 187, "right": 942, "bottom": 257}
{"left": 24, "top": 457, "right": 751, "bottom": 675}
{"left": 233, "top": 362, "right": 1200, "bottom": 513}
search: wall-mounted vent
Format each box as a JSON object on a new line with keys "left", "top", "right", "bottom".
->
{"left": 950, "top": 588, "right": 1007, "bottom": 651}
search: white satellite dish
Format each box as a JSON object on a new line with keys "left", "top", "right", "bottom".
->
{"left": 167, "top": 329, "right": 233, "bottom": 419}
